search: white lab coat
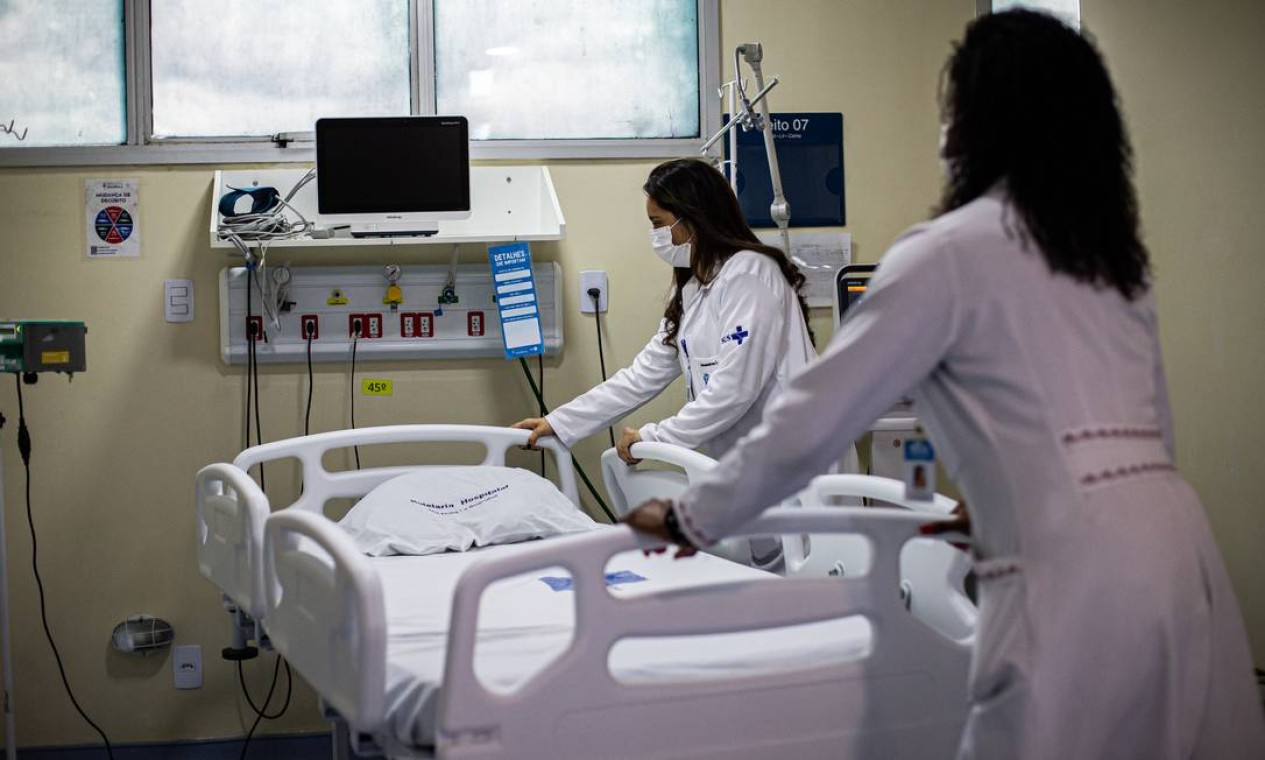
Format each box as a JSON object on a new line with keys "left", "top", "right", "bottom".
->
{"left": 675, "top": 188, "right": 1265, "bottom": 758}
{"left": 547, "top": 250, "right": 817, "bottom": 459}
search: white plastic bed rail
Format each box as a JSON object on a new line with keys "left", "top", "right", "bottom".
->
{"left": 195, "top": 424, "right": 578, "bottom": 621}
{"left": 262, "top": 504, "right": 971, "bottom": 759}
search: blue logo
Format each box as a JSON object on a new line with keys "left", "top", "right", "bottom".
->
{"left": 722, "top": 325, "right": 750, "bottom": 345}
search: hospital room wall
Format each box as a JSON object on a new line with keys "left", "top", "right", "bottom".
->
{"left": 1081, "top": 0, "right": 1265, "bottom": 660}
{"left": 0, "top": 0, "right": 1260, "bottom": 751}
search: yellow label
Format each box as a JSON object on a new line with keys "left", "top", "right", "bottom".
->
{"left": 327, "top": 288, "right": 349, "bottom": 306}
{"left": 41, "top": 351, "right": 71, "bottom": 365}
{"left": 361, "top": 379, "right": 393, "bottom": 396}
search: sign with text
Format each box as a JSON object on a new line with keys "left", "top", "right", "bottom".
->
{"left": 488, "top": 242, "right": 543, "bottom": 358}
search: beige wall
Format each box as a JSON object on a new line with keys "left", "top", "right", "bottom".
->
{"left": 0, "top": 0, "right": 1260, "bottom": 748}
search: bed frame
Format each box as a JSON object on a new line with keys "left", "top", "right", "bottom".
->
{"left": 215, "top": 429, "right": 973, "bottom": 759}
{"left": 194, "top": 425, "right": 578, "bottom": 645}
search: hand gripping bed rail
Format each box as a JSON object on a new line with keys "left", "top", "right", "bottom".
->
{"left": 437, "top": 508, "right": 972, "bottom": 759}
{"left": 197, "top": 425, "right": 577, "bottom": 622}
{"left": 263, "top": 509, "right": 387, "bottom": 735}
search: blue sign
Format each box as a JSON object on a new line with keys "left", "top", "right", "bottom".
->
{"left": 724, "top": 112, "right": 845, "bottom": 227}
{"left": 488, "top": 242, "right": 544, "bottom": 358}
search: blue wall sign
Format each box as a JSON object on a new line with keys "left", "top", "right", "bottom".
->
{"left": 724, "top": 112, "right": 845, "bottom": 227}
{"left": 488, "top": 242, "right": 544, "bottom": 358}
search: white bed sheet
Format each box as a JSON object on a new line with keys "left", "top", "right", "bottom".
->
{"left": 373, "top": 527, "right": 873, "bottom": 748}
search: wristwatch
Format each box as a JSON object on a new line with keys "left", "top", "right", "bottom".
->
{"left": 662, "top": 502, "right": 693, "bottom": 547}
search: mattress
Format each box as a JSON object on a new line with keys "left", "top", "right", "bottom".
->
{"left": 372, "top": 527, "right": 873, "bottom": 748}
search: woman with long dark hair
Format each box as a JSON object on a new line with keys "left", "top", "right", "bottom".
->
{"left": 625, "top": 10, "right": 1265, "bottom": 757}
{"left": 515, "top": 158, "right": 818, "bottom": 525}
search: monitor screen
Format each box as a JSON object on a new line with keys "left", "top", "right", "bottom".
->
{"left": 834, "top": 264, "right": 875, "bottom": 325}
{"left": 315, "top": 116, "right": 470, "bottom": 216}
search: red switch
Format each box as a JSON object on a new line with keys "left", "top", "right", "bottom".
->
{"left": 467, "top": 311, "right": 484, "bottom": 337}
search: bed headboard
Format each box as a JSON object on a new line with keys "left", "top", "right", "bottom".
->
{"left": 231, "top": 424, "right": 579, "bottom": 514}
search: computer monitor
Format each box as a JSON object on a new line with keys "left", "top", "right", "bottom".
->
{"left": 315, "top": 116, "right": 471, "bottom": 237}
{"left": 833, "top": 264, "right": 875, "bottom": 327}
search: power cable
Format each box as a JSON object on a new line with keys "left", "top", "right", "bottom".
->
{"left": 14, "top": 376, "right": 114, "bottom": 758}
{"left": 589, "top": 289, "right": 616, "bottom": 448}
{"left": 515, "top": 358, "right": 615, "bottom": 522}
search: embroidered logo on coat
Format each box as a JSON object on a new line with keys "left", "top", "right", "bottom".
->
{"left": 721, "top": 325, "right": 750, "bottom": 346}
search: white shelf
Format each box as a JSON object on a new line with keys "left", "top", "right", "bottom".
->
{"left": 209, "top": 165, "right": 565, "bottom": 249}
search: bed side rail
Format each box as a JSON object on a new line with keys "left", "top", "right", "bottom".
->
{"left": 263, "top": 510, "right": 387, "bottom": 735}
{"left": 438, "top": 508, "right": 970, "bottom": 755}
{"left": 195, "top": 463, "right": 270, "bottom": 619}
{"left": 231, "top": 424, "right": 579, "bottom": 513}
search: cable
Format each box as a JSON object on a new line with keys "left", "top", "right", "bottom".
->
{"left": 350, "top": 331, "right": 361, "bottom": 469}
{"left": 515, "top": 358, "right": 616, "bottom": 522}
{"left": 236, "top": 655, "right": 292, "bottom": 759}
{"left": 304, "top": 334, "right": 314, "bottom": 437}
{"left": 15, "top": 376, "right": 115, "bottom": 758}
{"left": 589, "top": 289, "right": 616, "bottom": 448}
{"left": 246, "top": 267, "right": 265, "bottom": 491}
{"left": 537, "top": 353, "right": 546, "bottom": 477}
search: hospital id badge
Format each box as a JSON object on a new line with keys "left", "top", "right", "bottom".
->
{"left": 903, "top": 436, "right": 936, "bottom": 502}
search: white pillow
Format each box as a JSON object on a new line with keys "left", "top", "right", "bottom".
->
{"left": 339, "top": 466, "right": 598, "bottom": 556}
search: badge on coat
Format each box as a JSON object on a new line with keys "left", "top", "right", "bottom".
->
{"left": 903, "top": 436, "right": 936, "bottom": 502}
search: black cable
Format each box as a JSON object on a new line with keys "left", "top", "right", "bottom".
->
{"left": 246, "top": 267, "right": 265, "bottom": 490}
{"left": 15, "top": 376, "right": 115, "bottom": 759}
{"left": 237, "top": 655, "right": 291, "bottom": 759}
{"left": 350, "top": 332, "right": 361, "bottom": 469}
{"left": 237, "top": 655, "right": 293, "bottom": 720}
{"left": 516, "top": 358, "right": 616, "bottom": 522}
{"left": 590, "top": 290, "right": 616, "bottom": 448}
{"left": 304, "top": 334, "right": 314, "bottom": 437}
{"left": 537, "top": 353, "right": 546, "bottom": 477}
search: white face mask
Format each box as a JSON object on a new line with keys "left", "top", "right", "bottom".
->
{"left": 649, "top": 219, "right": 692, "bottom": 268}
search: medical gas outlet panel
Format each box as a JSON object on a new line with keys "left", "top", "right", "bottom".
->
{"left": 218, "top": 263, "right": 561, "bottom": 364}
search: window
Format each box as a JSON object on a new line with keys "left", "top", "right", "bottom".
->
{"left": 0, "top": 0, "right": 126, "bottom": 149}
{"left": 0, "top": 0, "right": 717, "bottom": 166}
{"left": 982, "top": 0, "right": 1080, "bottom": 28}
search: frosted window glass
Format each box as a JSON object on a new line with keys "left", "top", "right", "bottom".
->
{"left": 0, "top": 0, "right": 125, "bottom": 148}
{"left": 992, "top": 0, "right": 1080, "bottom": 29}
{"left": 434, "top": 1, "right": 700, "bottom": 140}
{"left": 150, "top": 1, "right": 410, "bottom": 138}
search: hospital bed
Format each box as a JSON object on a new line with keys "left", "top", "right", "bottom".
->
{"left": 197, "top": 426, "right": 972, "bottom": 758}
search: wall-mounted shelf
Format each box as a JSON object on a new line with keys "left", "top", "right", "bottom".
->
{"left": 209, "top": 165, "right": 565, "bottom": 249}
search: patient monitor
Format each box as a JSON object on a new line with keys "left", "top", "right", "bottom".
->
{"left": 834, "top": 265, "right": 917, "bottom": 480}
{"left": 315, "top": 116, "right": 471, "bottom": 238}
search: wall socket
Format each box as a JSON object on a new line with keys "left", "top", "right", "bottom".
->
{"left": 173, "top": 644, "right": 202, "bottom": 689}
{"left": 579, "top": 270, "right": 608, "bottom": 314}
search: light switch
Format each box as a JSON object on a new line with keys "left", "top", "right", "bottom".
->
{"left": 165, "top": 279, "right": 195, "bottom": 323}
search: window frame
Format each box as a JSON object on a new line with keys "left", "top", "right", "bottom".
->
{"left": 0, "top": 0, "right": 719, "bottom": 168}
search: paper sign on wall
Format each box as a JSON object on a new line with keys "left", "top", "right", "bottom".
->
{"left": 488, "top": 242, "right": 543, "bottom": 358}
{"left": 85, "top": 179, "right": 140, "bottom": 259}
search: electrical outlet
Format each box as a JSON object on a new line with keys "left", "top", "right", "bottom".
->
{"left": 579, "top": 270, "right": 608, "bottom": 314}
{"left": 245, "top": 316, "right": 264, "bottom": 341}
{"left": 173, "top": 644, "right": 202, "bottom": 689}
{"left": 300, "top": 314, "right": 319, "bottom": 340}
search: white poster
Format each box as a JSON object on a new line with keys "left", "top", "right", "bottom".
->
{"left": 86, "top": 179, "right": 140, "bottom": 258}
{"left": 757, "top": 230, "right": 851, "bottom": 308}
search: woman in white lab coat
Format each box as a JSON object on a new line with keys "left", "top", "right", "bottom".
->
{"left": 625, "top": 10, "right": 1265, "bottom": 759}
{"left": 514, "top": 157, "right": 816, "bottom": 463}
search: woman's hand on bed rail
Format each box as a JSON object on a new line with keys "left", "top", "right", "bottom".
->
{"left": 919, "top": 503, "right": 972, "bottom": 553}
{"left": 511, "top": 417, "right": 555, "bottom": 449}
{"left": 622, "top": 499, "right": 699, "bottom": 559}
{"left": 617, "top": 428, "right": 643, "bottom": 464}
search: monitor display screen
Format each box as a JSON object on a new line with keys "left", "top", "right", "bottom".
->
{"left": 835, "top": 264, "right": 875, "bottom": 325}
{"left": 315, "top": 116, "right": 470, "bottom": 215}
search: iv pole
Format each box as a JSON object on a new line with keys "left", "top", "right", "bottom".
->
{"left": 702, "top": 42, "right": 792, "bottom": 258}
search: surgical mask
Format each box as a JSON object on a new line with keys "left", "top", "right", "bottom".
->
{"left": 650, "top": 220, "right": 692, "bottom": 268}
